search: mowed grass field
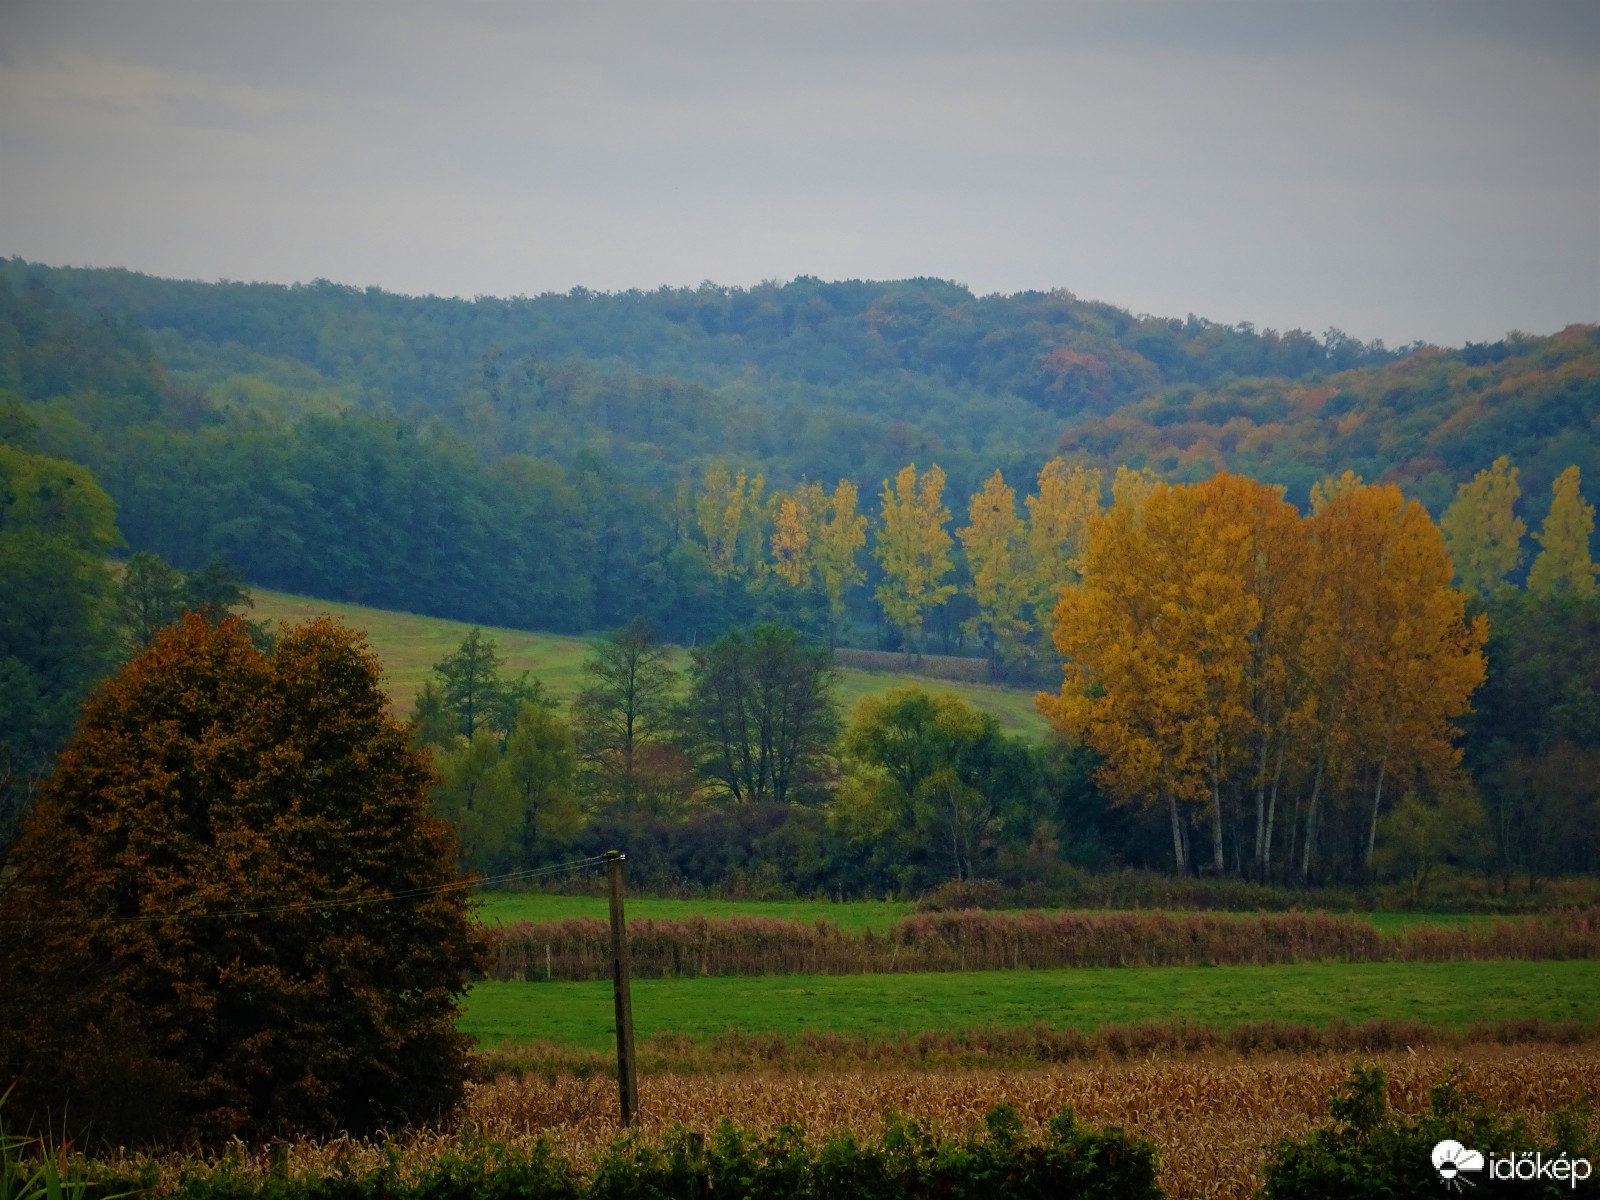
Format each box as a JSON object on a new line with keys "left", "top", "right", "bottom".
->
{"left": 479, "top": 893, "right": 917, "bottom": 933}
{"left": 460, "top": 960, "right": 1600, "bottom": 1050}
{"left": 475, "top": 892, "right": 1497, "bottom": 935}
{"left": 250, "top": 588, "right": 1049, "bottom": 736}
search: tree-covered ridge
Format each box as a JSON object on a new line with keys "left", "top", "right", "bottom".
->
{"left": 3, "top": 259, "right": 1404, "bottom": 408}
{"left": 1060, "top": 325, "right": 1600, "bottom": 529}
{"left": 3, "top": 260, "right": 1595, "bottom": 649}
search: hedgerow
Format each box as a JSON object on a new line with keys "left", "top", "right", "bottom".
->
{"left": 7, "top": 1108, "right": 1162, "bottom": 1200}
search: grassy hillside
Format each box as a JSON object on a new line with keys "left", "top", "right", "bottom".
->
{"left": 250, "top": 587, "right": 1051, "bottom": 737}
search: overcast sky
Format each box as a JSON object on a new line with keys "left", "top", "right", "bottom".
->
{"left": 1, "top": 1, "right": 1596, "bottom": 346}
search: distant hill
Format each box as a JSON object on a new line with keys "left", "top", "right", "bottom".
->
{"left": 1059, "top": 325, "right": 1600, "bottom": 522}
{"left": 2, "top": 257, "right": 1594, "bottom": 637}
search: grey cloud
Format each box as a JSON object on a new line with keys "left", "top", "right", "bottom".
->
{"left": 1, "top": 0, "right": 1595, "bottom": 344}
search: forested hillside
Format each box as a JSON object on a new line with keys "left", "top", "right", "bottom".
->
{"left": 2, "top": 257, "right": 1597, "bottom": 891}
{"left": 2, "top": 258, "right": 1595, "bottom": 641}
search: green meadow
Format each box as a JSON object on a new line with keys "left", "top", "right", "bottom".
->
{"left": 478, "top": 893, "right": 917, "bottom": 933}
{"left": 461, "top": 959, "right": 1600, "bottom": 1050}
{"left": 250, "top": 587, "right": 1049, "bottom": 736}
{"left": 474, "top": 892, "right": 1495, "bottom": 935}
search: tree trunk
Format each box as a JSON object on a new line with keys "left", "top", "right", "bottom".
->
{"left": 1261, "top": 745, "right": 1286, "bottom": 884}
{"left": 1209, "top": 748, "right": 1225, "bottom": 875}
{"left": 1302, "top": 749, "right": 1326, "bottom": 882}
{"left": 1364, "top": 756, "right": 1389, "bottom": 875}
{"left": 1168, "top": 793, "right": 1186, "bottom": 875}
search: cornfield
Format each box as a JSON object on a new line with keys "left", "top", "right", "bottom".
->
{"left": 477, "top": 1015, "right": 1600, "bottom": 1078}
{"left": 101, "top": 1045, "right": 1600, "bottom": 1200}
{"left": 491, "top": 907, "right": 1600, "bottom": 980}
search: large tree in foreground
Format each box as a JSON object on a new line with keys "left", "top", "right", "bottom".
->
{"left": 0, "top": 614, "right": 488, "bottom": 1147}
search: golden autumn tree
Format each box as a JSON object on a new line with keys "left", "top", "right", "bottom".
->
{"left": 1110, "top": 464, "right": 1159, "bottom": 517}
{"left": 874, "top": 463, "right": 956, "bottom": 653}
{"left": 1526, "top": 465, "right": 1597, "bottom": 598}
{"left": 1043, "top": 469, "right": 1486, "bottom": 882}
{"left": 771, "top": 480, "right": 825, "bottom": 589}
{"left": 1024, "top": 458, "right": 1102, "bottom": 607}
{"left": 696, "top": 463, "right": 767, "bottom": 583}
{"left": 1303, "top": 482, "right": 1487, "bottom": 876}
{"left": 0, "top": 614, "right": 488, "bottom": 1147}
{"left": 1041, "top": 481, "right": 1220, "bottom": 873}
{"left": 959, "top": 469, "right": 1034, "bottom": 673}
{"left": 1199, "top": 473, "right": 1315, "bottom": 881}
{"left": 1441, "top": 455, "right": 1525, "bottom": 595}
{"left": 814, "top": 479, "right": 868, "bottom": 643}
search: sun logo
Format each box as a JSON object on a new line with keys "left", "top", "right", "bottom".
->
{"left": 1431, "top": 1140, "right": 1485, "bottom": 1191}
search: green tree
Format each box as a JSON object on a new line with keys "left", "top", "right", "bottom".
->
{"left": 1440, "top": 455, "right": 1525, "bottom": 595}
{"left": 0, "top": 446, "right": 123, "bottom": 852}
{"left": 499, "top": 702, "right": 583, "bottom": 857}
{"left": 839, "top": 687, "right": 1032, "bottom": 882}
{"left": 119, "top": 551, "right": 186, "bottom": 649}
{"left": 432, "top": 627, "right": 506, "bottom": 739}
{"left": 683, "top": 624, "right": 839, "bottom": 805}
{"left": 1526, "top": 465, "right": 1597, "bottom": 598}
{"left": 0, "top": 614, "right": 487, "bottom": 1146}
{"left": 570, "top": 620, "right": 678, "bottom": 811}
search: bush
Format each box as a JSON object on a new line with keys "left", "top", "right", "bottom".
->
{"left": 1259, "top": 1063, "right": 1597, "bottom": 1198}
{"left": 0, "top": 615, "right": 490, "bottom": 1147}
{"left": 31, "top": 1106, "right": 1161, "bottom": 1200}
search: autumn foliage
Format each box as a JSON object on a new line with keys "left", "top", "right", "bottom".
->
{"left": 0, "top": 614, "right": 489, "bottom": 1147}
{"left": 1042, "top": 472, "right": 1489, "bottom": 881}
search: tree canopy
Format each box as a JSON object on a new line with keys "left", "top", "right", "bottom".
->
{"left": 0, "top": 614, "right": 487, "bottom": 1146}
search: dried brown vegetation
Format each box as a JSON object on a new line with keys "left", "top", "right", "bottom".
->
{"left": 105, "top": 1046, "right": 1599, "bottom": 1200}
{"left": 476, "top": 1016, "right": 1600, "bottom": 1079}
{"left": 491, "top": 907, "right": 1600, "bottom": 980}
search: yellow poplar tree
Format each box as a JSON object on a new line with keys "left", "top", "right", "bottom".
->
{"left": 1440, "top": 456, "right": 1525, "bottom": 595}
{"left": 771, "top": 481, "right": 824, "bottom": 589}
{"left": 814, "top": 480, "right": 868, "bottom": 642}
{"left": 874, "top": 463, "right": 956, "bottom": 653}
{"left": 1041, "top": 483, "right": 1217, "bottom": 873}
{"left": 696, "top": 464, "right": 766, "bottom": 582}
{"left": 1526, "top": 466, "right": 1597, "bottom": 597}
{"left": 958, "top": 469, "right": 1033, "bottom": 671}
{"left": 1025, "top": 458, "right": 1102, "bottom": 608}
{"left": 1110, "top": 464, "right": 1159, "bottom": 517}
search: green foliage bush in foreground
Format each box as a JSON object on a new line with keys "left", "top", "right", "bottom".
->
{"left": 6, "top": 1108, "right": 1161, "bottom": 1200}
{"left": 1260, "top": 1064, "right": 1597, "bottom": 1198}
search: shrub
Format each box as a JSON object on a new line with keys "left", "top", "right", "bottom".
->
{"left": 41, "top": 1106, "right": 1160, "bottom": 1200}
{"left": 1259, "top": 1063, "right": 1597, "bottom": 1198}
{"left": 0, "top": 615, "right": 490, "bottom": 1147}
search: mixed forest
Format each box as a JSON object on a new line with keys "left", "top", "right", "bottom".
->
{"left": 1, "top": 257, "right": 1597, "bottom": 898}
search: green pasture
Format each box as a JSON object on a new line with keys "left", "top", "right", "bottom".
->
{"left": 250, "top": 587, "right": 1050, "bottom": 735}
{"left": 461, "top": 959, "right": 1600, "bottom": 1051}
{"left": 477, "top": 893, "right": 917, "bottom": 933}
{"left": 475, "top": 891, "right": 1495, "bottom": 935}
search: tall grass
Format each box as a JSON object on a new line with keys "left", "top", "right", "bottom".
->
{"left": 477, "top": 1016, "right": 1600, "bottom": 1079}
{"left": 490, "top": 907, "right": 1600, "bottom": 981}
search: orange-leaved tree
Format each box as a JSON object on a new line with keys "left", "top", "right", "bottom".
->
{"left": 0, "top": 614, "right": 489, "bottom": 1147}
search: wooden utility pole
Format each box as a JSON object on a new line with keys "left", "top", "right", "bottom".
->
{"left": 606, "top": 849, "right": 638, "bottom": 1126}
